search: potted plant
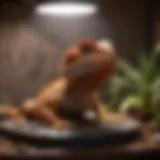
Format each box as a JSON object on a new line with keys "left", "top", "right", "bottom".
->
{"left": 101, "top": 52, "right": 160, "bottom": 132}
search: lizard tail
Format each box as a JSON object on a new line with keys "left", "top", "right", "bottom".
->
{"left": 0, "top": 105, "right": 21, "bottom": 118}
{"left": 0, "top": 99, "right": 36, "bottom": 121}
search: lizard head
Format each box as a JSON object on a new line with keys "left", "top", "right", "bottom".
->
{"left": 61, "top": 39, "right": 116, "bottom": 91}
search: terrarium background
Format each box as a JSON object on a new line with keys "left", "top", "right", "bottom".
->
{"left": 154, "top": 2, "right": 160, "bottom": 45}
{"left": 0, "top": 0, "right": 150, "bottom": 105}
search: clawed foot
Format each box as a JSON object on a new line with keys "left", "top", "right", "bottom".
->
{"left": 100, "top": 113, "right": 127, "bottom": 124}
{"left": 4, "top": 107, "right": 27, "bottom": 125}
{"left": 54, "top": 120, "right": 73, "bottom": 130}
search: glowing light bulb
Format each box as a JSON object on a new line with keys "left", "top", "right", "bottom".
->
{"left": 36, "top": 2, "right": 98, "bottom": 16}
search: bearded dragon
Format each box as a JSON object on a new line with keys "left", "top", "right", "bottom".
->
{"left": 1, "top": 39, "right": 121, "bottom": 129}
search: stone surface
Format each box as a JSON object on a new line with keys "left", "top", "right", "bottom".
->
{"left": 0, "top": 118, "right": 141, "bottom": 147}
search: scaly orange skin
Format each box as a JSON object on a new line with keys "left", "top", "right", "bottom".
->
{"left": 3, "top": 39, "right": 118, "bottom": 129}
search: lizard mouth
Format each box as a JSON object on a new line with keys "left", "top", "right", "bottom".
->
{"left": 66, "top": 53, "right": 116, "bottom": 79}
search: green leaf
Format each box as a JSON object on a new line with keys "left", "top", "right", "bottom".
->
{"left": 117, "top": 58, "right": 140, "bottom": 85}
{"left": 119, "top": 95, "right": 141, "bottom": 113}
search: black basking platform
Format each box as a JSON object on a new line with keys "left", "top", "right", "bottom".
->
{"left": 0, "top": 118, "right": 142, "bottom": 148}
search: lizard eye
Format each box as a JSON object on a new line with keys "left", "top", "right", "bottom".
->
{"left": 80, "top": 45, "right": 95, "bottom": 54}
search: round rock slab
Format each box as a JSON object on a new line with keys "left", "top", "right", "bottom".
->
{"left": 0, "top": 118, "right": 142, "bottom": 148}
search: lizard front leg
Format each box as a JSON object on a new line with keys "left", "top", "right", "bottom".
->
{"left": 97, "top": 104, "right": 127, "bottom": 123}
{"left": 90, "top": 94, "right": 108, "bottom": 122}
{"left": 31, "top": 105, "right": 72, "bottom": 129}
{"left": 22, "top": 99, "right": 72, "bottom": 129}
{"left": 2, "top": 101, "right": 72, "bottom": 129}
{"left": 92, "top": 95, "right": 125, "bottom": 123}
